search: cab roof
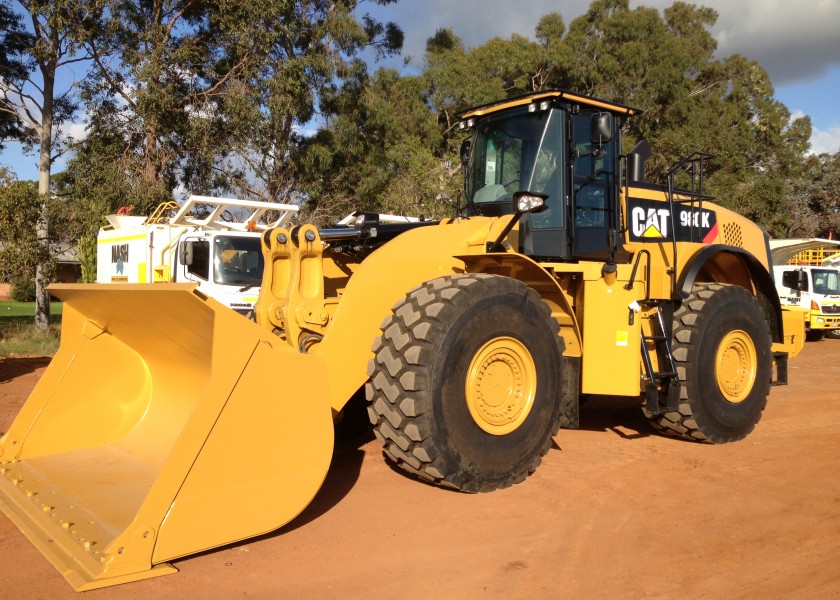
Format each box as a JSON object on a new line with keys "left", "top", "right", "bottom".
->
{"left": 457, "top": 89, "right": 643, "bottom": 120}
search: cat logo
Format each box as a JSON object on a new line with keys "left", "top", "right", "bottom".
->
{"left": 631, "top": 207, "right": 670, "bottom": 239}
{"left": 626, "top": 197, "right": 717, "bottom": 243}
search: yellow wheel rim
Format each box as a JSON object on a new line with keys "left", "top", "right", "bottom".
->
{"left": 465, "top": 337, "right": 537, "bottom": 435}
{"left": 715, "top": 330, "right": 757, "bottom": 404}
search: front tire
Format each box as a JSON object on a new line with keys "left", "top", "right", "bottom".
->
{"left": 647, "top": 283, "right": 772, "bottom": 443}
{"left": 366, "top": 274, "right": 565, "bottom": 492}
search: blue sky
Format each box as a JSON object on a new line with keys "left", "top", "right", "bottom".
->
{"left": 2, "top": 0, "right": 839, "bottom": 181}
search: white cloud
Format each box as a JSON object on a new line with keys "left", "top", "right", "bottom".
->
{"left": 789, "top": 110, "right": 839, "bottom": 156}
{"left": 699, "top": 0, "right": 840, "bottom": 85}
{"left": 64, "top": 120, "right": 88, "bottom": 143}
{"left": 374, "top": 0, "right": 840, "bottom": 88}
{"left": 809, "top": 125, "right": 840, "bottom": 156}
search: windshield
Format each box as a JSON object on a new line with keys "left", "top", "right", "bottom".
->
{"left": 466, "top": 108, "right": 562, "bottom": 219}
{"left": 812, "top": 269, "right": 840, "bottom": 294}
{"left": 213, "top": 235, "right": 264, "bottom": 287}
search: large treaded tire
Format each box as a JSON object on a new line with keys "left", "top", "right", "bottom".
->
{"left": 366, "top": 274, "right": 565, "bottom": 493}
{"left": 647, "top": 283, "right": 772, "bottom": 443}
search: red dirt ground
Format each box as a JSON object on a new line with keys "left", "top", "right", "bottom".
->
{"left": 1, "top": 341, "right": 839, "bottom": 600}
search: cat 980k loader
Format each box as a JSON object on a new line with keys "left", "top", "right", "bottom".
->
{"left": 0, "top": 89, "right": 805, "bottom": 590}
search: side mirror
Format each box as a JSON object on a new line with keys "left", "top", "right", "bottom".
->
{"left": 460, "top": 139, "right": 472, "bottom": 168}
{"left": 591, "top": 112, "right": 613, "bottom": 144}
{"left": 180, "top": 241, "right": 195, "bottom": 266}
{"left": 781, "top": 269, "right": 807, "bottom": 292}
{"left": 798, "top": 269, "right": 808, "bottom": 291}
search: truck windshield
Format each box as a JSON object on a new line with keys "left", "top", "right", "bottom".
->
{"left": 466, "top": 107, "right": 563, "bottom": 224}
{"left": 214, "top": 236, "right": 264, "bottom": 286}
{"left": 812, "top": 269, "right": 840, "bottom": 294}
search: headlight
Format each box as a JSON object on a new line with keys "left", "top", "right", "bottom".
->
{"left": 515, "top": 192, "right": 547, "bottom": 213}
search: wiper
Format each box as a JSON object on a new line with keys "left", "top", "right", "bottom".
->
{"left": 238, "top": 283, "right": 258, "bottom": 292}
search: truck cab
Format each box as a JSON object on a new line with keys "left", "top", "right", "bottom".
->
{"left": 97, "top": 196, "right": 298, "bottom": 317}
{"left": 773, "top": 265, "right": 840, "bottom": 339}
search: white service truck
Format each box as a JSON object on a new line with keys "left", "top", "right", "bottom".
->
{"left": 773, "top": 265, "right": 840, "bottom": 341}
{"left": 97, "top": 196, "right": 298, "bottom": 316}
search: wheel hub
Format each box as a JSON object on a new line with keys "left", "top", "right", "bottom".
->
{"left": 465, "top": 337, "right": 537, "bottom": 435}
{"left": 715, "top": 329, "right": 757, "bottom": 404}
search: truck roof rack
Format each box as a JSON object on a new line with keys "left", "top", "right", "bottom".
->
{"left": 165, "top": 195, "right": 299, "bottom": 231}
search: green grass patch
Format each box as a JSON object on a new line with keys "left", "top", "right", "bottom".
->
{"left": 0, "top": 301, "right": 62, "bottom": 356}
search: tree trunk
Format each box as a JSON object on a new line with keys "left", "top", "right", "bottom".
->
{"left": 34, "top": 70, "right": 54, "bottom": 332}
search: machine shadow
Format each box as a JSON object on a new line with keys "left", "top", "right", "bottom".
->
{"left": 0, "top": 356, "right": 52, "bottom": 383}
{"left": 182, "top": 392, "right": 659, "bottom": 564}
{"left": 570, "top": 394, "right": 654, "bottom": 441}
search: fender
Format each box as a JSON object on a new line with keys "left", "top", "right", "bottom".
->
{"left": 458, "top": 252, "right": 583, "bottom": 357}
{"left": 677, "top": 244, "right": 784, "bottom": 342}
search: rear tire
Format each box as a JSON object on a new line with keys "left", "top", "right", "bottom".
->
{"left": 366, "top": 274, "right": 565, "bottom": 492}
{"left": 646, "top": 283, "right": 772, "bottom": 443}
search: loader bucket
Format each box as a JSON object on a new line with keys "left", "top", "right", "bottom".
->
{"left": 0, "top": 284, "right": 334, "bottom": 591}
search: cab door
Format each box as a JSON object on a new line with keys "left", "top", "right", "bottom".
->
{"left": 570, "top": 112, "right": 620, "bottom": 261}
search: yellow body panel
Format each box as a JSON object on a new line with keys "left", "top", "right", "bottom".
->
{"left": 315, "top": 219, "right": 497, "bottom": 411}
{"left": 775, "top": 307, "right": 806, "bottom": 359}
{"left": 576, "top": 266, "right": 644, "bottom": 396}
{"left": 0, "top": 284, "right": 333, "bottom": 590}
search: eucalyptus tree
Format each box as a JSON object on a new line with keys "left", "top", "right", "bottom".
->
{"left": 0, "top": 3, "right": 26, "bottom": 147}
{"left": 418, "top": 0, "right": 810, "bottom": 235}
{"left": 785, "top": 152, "right": 840, "bottom": 238}
{"left": 218, "top": 1, "right": 403, "bottom": 205}
{"left": 297, "top": 68, "right": 449, "bottom": 224}
{"left": 72, "top": 0, "right": 402, "bottom": 209}
{"left": 0, "top": 0, "right": 96, "bottom": 329}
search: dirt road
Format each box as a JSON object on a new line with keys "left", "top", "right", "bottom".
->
{"left": 1, "top": 342, "right": 839, "bottom": 600}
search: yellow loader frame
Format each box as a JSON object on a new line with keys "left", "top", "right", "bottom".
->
{"left": 0, "top": 88, "right": 806, "bottom": 591}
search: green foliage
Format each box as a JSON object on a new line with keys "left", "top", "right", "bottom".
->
{"left": 3, "top": 0, "right": 824, "bottom": 242}
{"left": 78, "top": 234, "right": 97, "bottom": 282}
{"left": 785, "top": 152, "right": 840, "bottom": 237}
{"left": 0, "top": 168, "right": 97, "bottom": 285}
{"left": 69, "top": 0, "right": 404, "bottom": 211}
{"left": 299, "top": 69, "right": 453, "bottom": 224}
{"left": 0, "top": 175, "right": 51, "bottom": 282}
{"left": 0, "top": 3, "right": 27, "bottom": 148}
{"left": 10, "top": 276, "right": 35, "bottom": 301}
{"left": 412, "top": 1, "right": 811, "bottom": 235}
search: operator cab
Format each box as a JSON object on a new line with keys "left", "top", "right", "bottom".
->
{"left": 459, "top": 90, "right": 640, "bottom": 263}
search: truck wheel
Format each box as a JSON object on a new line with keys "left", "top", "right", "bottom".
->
{"left": 366, "top": 274, "right": 565, "bottom": 492}
{"left": 647, "top": 283, "right": 772, "bottom": 443}
{"left": 806, "top": 330, "right": 826, "bottom": 342}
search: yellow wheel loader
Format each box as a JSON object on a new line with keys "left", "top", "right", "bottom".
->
{"left": 0, "top": 89, "right": 805, "bottom": 590}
